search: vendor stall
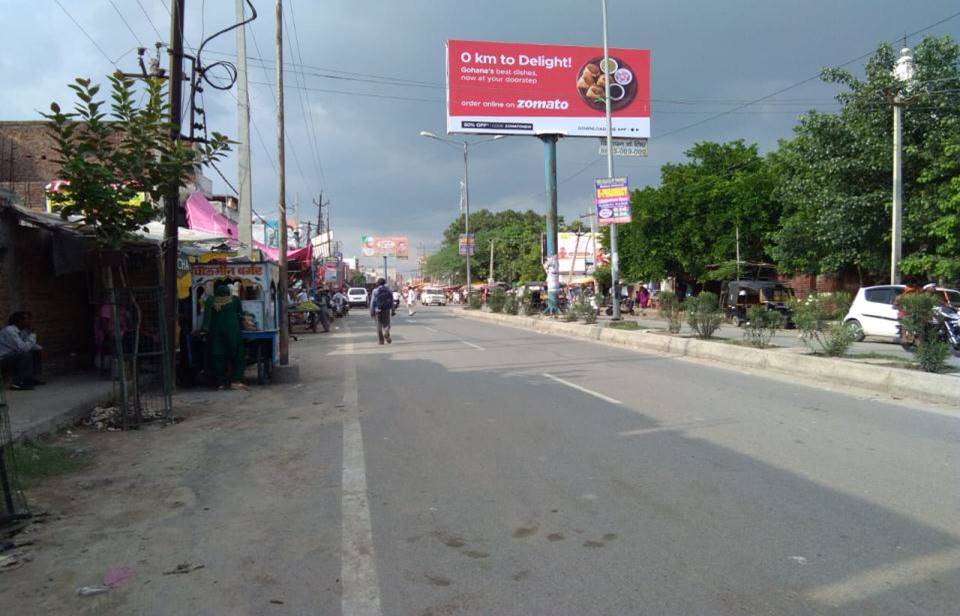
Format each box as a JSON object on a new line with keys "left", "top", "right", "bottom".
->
{"left": 190, "top": 260, "right": 281, "bottom": 384}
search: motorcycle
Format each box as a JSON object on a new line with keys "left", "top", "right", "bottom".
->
{"left": 899, "top": 304, "right": 960, "bottom": 356}
{"left": 332, "top": 299, "right": 348, "bottom": 318}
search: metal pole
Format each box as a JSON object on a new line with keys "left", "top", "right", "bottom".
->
{"left": 602, "top": 0, "right": 620, "bottom": 319}
{"left": 383, "top": 255, "right": 388, "bottom": 280}
{"left": 235, "top": 0, "right": 253, "bottom": 251}
{"left": 542, "top": 135, "right": 559, "bottom": 314}
{"left": 488, "top": 238, "right": 495, "bottom": 284}
{"left": 163, "top": 0, "right": 184, "bottom": 379}
{"left": 891, "top": 102, "right": 903, "bottom": 285}
{"left": 463, "top": 142, "right": 472, "bottom": 293}
{"left": 276, "top": 0, "right": 289, "bottom": 365}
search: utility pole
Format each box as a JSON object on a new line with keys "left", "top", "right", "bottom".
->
{"left": 235, "top": 0, "right": 253, "bottom": 251}
{"left": 276, "top": 0, "right": 289, "bottom": 365}
{"left": 163, "top": 0, "right": 185, "bottom": 378}
{"left": 488, "top": 238, "right": 496, "bottom": 284}
{"left": 601, "top": 0, "right": 621, "bottom": 319}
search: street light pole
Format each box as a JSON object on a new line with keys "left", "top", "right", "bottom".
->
{"left": 890, "top": 46, "right": 915, "bottom": 285}
{"left": 601, "top": 0, "right": 621, "bottom": 319}
{"left": 420, "top": 132, "right": 503, "bottom": 293}
{"left": 463, "top": 141, "right": 472, "bottom": 292}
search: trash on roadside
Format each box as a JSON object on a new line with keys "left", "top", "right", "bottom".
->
{"left": 0, "top": 553, "right": 26, "bottom": 572}
{"left": 80, "top": 406, "right": 122, "bottom": 431}
{"left": 103, "top": 566, "right": 136, "bottom": 589}
{"left": 162, "top": 562, "right": 205, "bottom": 575}
{"left": 77, "top": 585, "right": 110, "bottom": 596}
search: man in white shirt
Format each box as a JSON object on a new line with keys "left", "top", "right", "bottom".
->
{"left": 0, "top": 311, "right": 43, "bottom": 390}
{"left": 406, "top": 287, "right": 417, "bottom": 316}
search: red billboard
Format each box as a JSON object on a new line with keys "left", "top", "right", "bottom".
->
{"left": 446, "top": 40, "right": 650, "bottom": 137}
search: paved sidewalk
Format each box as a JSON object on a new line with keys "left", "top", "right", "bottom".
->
{"left": 7, "top": 373, "right": 113, "bottom": 441}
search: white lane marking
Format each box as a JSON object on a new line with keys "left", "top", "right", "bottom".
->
{"left": 542, "top": 373, "right": 621, "bottom": 405}
{"left": 461, "top": 340, "right": 485, "bottom": 351}
{"left": 806, "top": 547, "right": 960, "bottom": 606}
{"left": 340, "top": 336, "right": 383, "bottom": 616}
{"left": 423, "top": 327, "right": 439, "bottom": 333}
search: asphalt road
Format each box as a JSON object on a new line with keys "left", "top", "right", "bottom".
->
{"left": 5, "top": 306, "right": 959, "bottom": 615}
{"left": 343, "top": 307, "right": 960, "bottom": 615}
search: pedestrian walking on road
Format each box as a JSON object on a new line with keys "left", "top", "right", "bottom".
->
{"left": 370, "top": 278, "right": 394, "bottom": 345}
{"left": 406, "top": 287, "right": 417, "bottom": 316}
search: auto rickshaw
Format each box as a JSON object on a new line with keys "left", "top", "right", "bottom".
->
{"left": 722, "top": 280, "right": 795, "bottom": 327}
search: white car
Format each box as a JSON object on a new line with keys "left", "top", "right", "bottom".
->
{"left": 347, "top": 287, "right": 368, "bottom": 307}
{"left": 844, "top": 285, "right": 905, "bottom": 341}
{"left": 421, "top": 287, "right": 446, "bottom": 306}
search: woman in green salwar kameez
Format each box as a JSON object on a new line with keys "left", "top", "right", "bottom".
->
{"left": 201, "top": 283, "right": 248, "bottom": 390}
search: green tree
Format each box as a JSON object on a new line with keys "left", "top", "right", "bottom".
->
{"left": 427, "top": 209, "right": 547, "bottom": 284}
{"left": 770, "top": 36, "right": 960, "bottom": 282}
{"left": 44, "top": 73, "right": 230, "bottom": 249}
{"left": 612, "top": 140, "right": 777, "bottom": 282}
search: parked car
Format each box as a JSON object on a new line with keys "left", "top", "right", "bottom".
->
{"left": 421, "top": 287, "right": 446, "bottom": 306}
{"left": 347, "top": 287, "right": 369, "bottom": 307}
{"left": 844, "top": 285, "right": 905, "bottom": 341}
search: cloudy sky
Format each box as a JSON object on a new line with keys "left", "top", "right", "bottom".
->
{"left": 2, "top": 1, "right": 958, "bottom": 274}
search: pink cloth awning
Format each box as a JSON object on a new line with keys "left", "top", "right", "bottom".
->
{"left": 184, "top": 192, "right": 296, "bottom": 262}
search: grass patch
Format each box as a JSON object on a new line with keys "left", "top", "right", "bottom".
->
{"left": 11, "top": 441, "right": 92, "bottom": 487}
{"left": 607, "top": 321, "right": 645, "bottom": 331}
{"left": 723, "top": 339, "right": 778, "bottom": 348}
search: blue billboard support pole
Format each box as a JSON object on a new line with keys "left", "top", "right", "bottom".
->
{"left": 541, "top": 135, "right": 560, "bottom": 315}
{"left": 383, "top": 255, "right": 388, "bottom": 281}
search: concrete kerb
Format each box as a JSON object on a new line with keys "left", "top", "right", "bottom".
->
{"left": 455, "top": 309, "right": 960, "bottom": 407}
{"left": 14, "top": 389, "right": 112, "bottom": 443}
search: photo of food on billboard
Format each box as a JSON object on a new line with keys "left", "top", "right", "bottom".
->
{"left": 446, "top": 40, "right": 650, "bottom": 138}
{"left": 361, "top": 236, "right": 409, "bottom": 259}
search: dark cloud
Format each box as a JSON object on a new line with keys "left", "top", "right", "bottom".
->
{"left": 3, "top": 0, "right": 958, "bottom": 274}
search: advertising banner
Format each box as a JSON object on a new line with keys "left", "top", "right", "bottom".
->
{"left": 595, "top": 177, "right": 631, "bottom": 225}
{"left": 458, "top": 233, "right": 476, "bottom": 256}
{"left": 555, "top": 232, "right": 598, "bottom": 275}
{"left": 361, "top": 235, "right": 409, "bottom": 259}
{"left": 446, "top": 40, "right": 650, "bottom": 137}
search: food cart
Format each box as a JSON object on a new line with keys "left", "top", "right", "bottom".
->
{"left": 190, "top": 260, "right": 281, "bottom": 384}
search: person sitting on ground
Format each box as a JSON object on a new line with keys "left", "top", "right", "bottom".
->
{"left": 0, "top": 311, "right": 44, "bottom": 390}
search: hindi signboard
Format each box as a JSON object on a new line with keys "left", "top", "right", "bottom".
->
{"left": 446, "top": 40, "right": 650, "bottom": 137}
{"left": 458, "top": 233, "right": 476, "bottom": 256}
{"left": 595, "top": 177, "right": 631, "bottom": 225}
{"left": 361, "top": 236, "right": 409, "bottom": 259}
{"left": 598, "top": 138, "right": 648, "bottom": 157}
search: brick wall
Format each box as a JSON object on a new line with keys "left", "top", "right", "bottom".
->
{"left": 0, "top": 218, "right": 92, "bottom": 371}
{"left": 0, "top": 122, "right": 60, "bottom": 212}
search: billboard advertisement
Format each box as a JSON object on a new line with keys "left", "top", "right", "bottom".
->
{"left": 595, "top": 177, "right": 632, "bottom": 225}
{"left": 555, "top": 232, "right": 599, "bottom": 275}
{"left": 458, "top": 233, "right": 476, "bottom": 256}
{"left": 361, "top": 235, "right": 409, "bottom": 259}
{"left": 446, "top": 40, "right": 650, "bottom": 137}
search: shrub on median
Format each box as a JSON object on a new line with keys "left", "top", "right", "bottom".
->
{"left": 467, "top": 291, "right": 483, "bottom": 310}
{"left": 659, "top": 291, "right": 683, "bottom": 334}
{"left": 743, "top": 305, "right": 784, "bottom": 348}
{"left": 686, "top": 292, "right": 723, "bottom": 339}
{"left": 504, "top": 293, "right": 520, "bottom": 315}
{"left": 899, "top": 293, "right": 950, "bottom": 373}
{"left": 791, "top": 292, "right": 854, "bottom": 356}
{"left": 487, "top": 288, "right": 507, "bottom": 313}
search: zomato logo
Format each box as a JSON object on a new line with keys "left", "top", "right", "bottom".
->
{"left": 516, "top": 98, "right": 569, "bottom": 110}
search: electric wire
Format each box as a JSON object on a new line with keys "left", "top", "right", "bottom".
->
{"left": 52, "top": 0, "right": 119, "bottom": 67}
{"left": 135, "top": 0, "right": 164, "bottom": 42}
{"left": 108, "top": 0, "right": 145, "bottom": 48}
{"left": 287, "top": 0, "right": 329, "bottom": 191}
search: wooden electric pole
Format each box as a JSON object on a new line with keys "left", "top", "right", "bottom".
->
{"left": 276, "top": 0, "right": 289, "bottom": 365}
